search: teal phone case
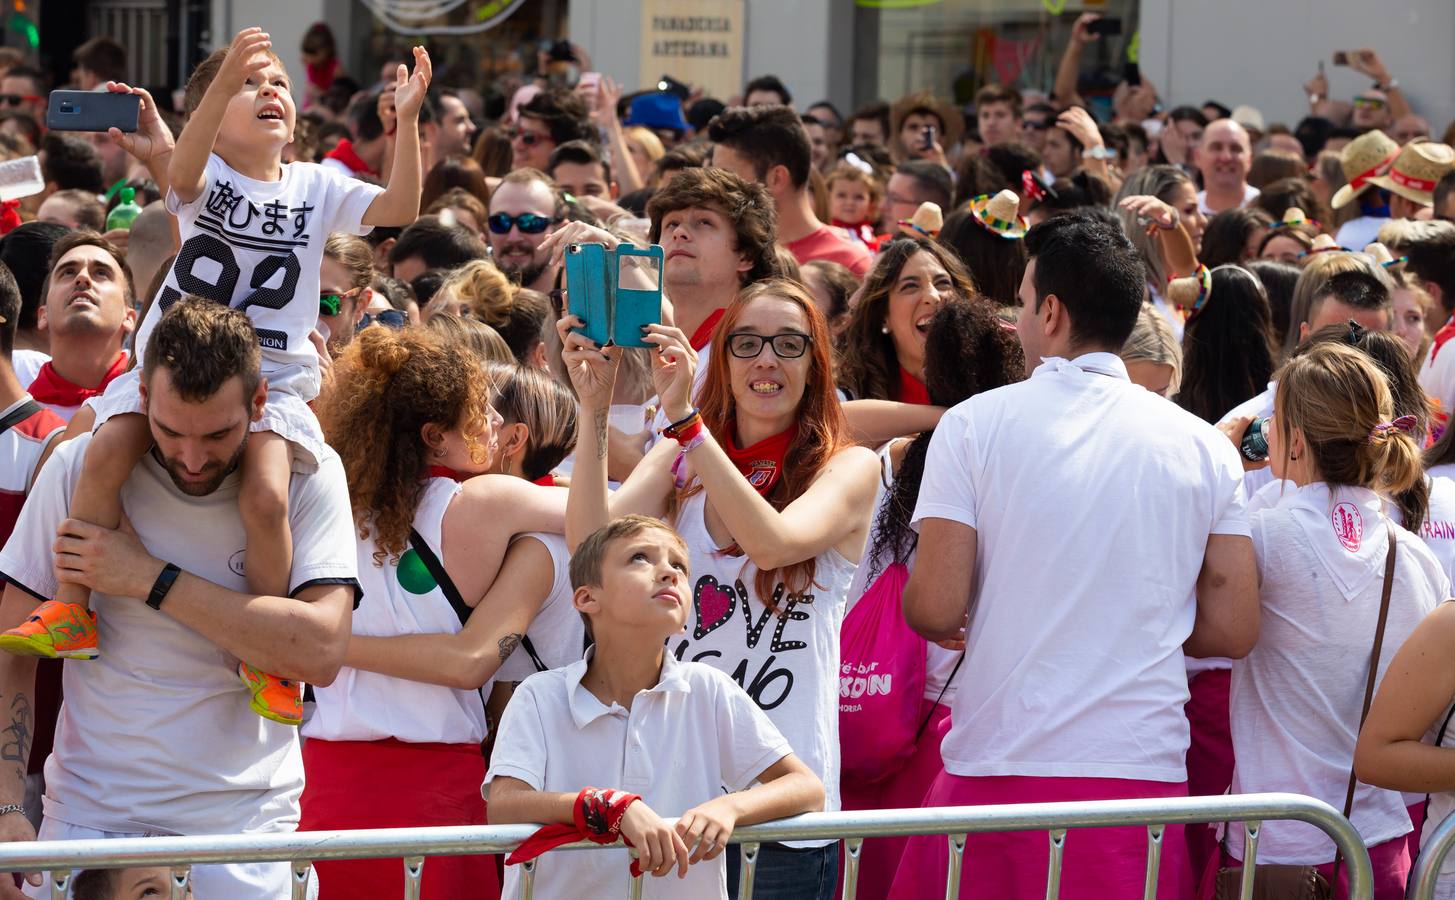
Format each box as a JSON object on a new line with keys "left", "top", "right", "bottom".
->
{"left": 565, "top": 242, "right": 664, "bottom": 348}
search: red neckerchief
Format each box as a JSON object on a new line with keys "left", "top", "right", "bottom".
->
{"left": 723, "top": 420, "right": 797, "bottom": 495}
{"left": 28, "top": 352, "right": 126, "bottom": 407}
{"left": 426, "top": 465, "right": 471, "bottom": 482}
{"left": 532, "top": 474, "right": 556, "bottom": 487}
{"left": 831, "top": 219, "right": 880, "bottom": 250}
{"left": 689, "top": 309, "right": 726, "bottom": 352}
{"left": 896, "top": 367, "right": 931, "bottom": 405}
{"left": 324, "top": 139, "right": 378, "bottom": 178}
{"left": 0, "top": 200, "right": 21, "bottom": 235}
{"left": 306, "top": 58, "right": 339, "bottom": 90}
{"left": 1432, "top": 316, "right": 1455, "bottom": 364}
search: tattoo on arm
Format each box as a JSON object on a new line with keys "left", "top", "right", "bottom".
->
{"left": 594, "top": 408, "right": 609, "bottom": 461}
{"left": 0, "top": 693, "right": 32, "bottom": 778}
{"left": 497, "top": 633, "right": 522, "bottom": 663}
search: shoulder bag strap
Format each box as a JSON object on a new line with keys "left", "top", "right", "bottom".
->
{"left": 0, "top": 399, "right": 41, "bottom": 435}
{"left": 1332, "top": 524, "right": 1399, "bottom": 883}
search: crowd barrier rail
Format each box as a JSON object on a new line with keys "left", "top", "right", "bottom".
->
{"left": 0, "top": 792, "right": 1370, "bottom": 900}
{"left": 1409, "top": 804, "right": 1455, "bottom": 900}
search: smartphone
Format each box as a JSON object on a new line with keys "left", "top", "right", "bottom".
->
{"left": 1332, "top": 51, "right": 1351, "bottom": 66}
{"left": 1087, "top": 17, "right": 1123, "bottom": 36}
{"left": 45, "top": 90, "right": 140, "bottom": 133}
{"left": 1123, "top": 61, "right": 1142, "bottom": 88}
{"left": 920, "top": 124, "right": 937, "bottom": 150}
{"left": 578, "top": 71, "right": 602, "bottom": 94}
{"left": 566, "top": 242, "right": 664, "bottom": 349}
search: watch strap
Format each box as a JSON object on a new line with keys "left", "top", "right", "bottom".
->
{"left": 147, "top": 563, "right": 181, "bottom": 610}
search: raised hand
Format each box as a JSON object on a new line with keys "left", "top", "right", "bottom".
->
{"left": 642, "top": 324, "right": 697, "bottom": 422}
{"left": 558, "top": 313, "right": 622, "bottom": 410}
{"left": 216, "top": 27, "right": 273, "bottom": 94}
{"left": 392, "top": 46, "right": 433, "bottom": 122}
{"left": 104, "top": 82, "right": 174, "bottom": 165}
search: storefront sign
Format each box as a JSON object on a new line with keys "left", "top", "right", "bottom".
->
{"left": 639, "top": 0, "right": 745, "bottom": 100}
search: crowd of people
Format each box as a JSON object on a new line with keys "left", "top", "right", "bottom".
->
{"left": 1, "top": 13, "right": 1455, "bottom": 900}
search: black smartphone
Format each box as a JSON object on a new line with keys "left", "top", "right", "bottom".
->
{"left": 921, "top": 124, "right": 937, "bottom": 150}
{"left": 1123, "top": 61, "right": 1142, "bottom": 88}
{"left": 45, "top": 90, "right": 140, "bottom": 133}
{"left": 1332, "top": 51, "right": 1352, "bottom": 66}
{"left": 1087, "top": 18, "right": 1123, "bottom": 36}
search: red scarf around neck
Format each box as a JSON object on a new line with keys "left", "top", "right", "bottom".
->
{"left": 324, "top": 139, "right": 378, "bottom": 178}
{"left": 1432, "top": 315, "right": 1455, "bottom": 364}
{"left": 28, "top": 352, "right": 126, "bottom": 408}
{"left": 896, "top": 366, "right": 930, "bottom": 405}
{"left": 723, "top": 420, "right": 797, "bottom": 495}
{"left": 427, "top": 465, "right": 470, "bottom": 482}
{"left": 690, "top": 309, "right": 726, "bottom": 353}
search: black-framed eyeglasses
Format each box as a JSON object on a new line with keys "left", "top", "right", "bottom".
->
{"left": 726, "top": 331, "right": 812, "bottom": 360}
{"left": 505, "top": 128, "right": 546, "bottom": 147}
{"left": 360, "top": 309, "right": 408, "bottom": 330}
{"left": 488, "top": 212, "right": 556, "bottom": 235}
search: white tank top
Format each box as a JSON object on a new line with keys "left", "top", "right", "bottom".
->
{"left": 495, "top": 532, "right": 586, "bottom": 682}
{"left": 672, "top": 491, "right": 856, "bottom": 847}
{"left": 304, "top": 477, "right": 488, "bottom": 744}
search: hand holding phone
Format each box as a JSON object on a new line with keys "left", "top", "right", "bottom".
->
{"left": 1332, "top": 51, "right": 1351, "bottom": 66}
{"left": 566, "top": 242, "right": 664, "bottom": 349}
{"left": 1087, "top": 18, "right": 1122, "bottom": 36}
{"left": 46, "top": 90, "right": 141, "bottom": 133}
{"left": 921, "top": 124, "right": 938, "bottom": 151}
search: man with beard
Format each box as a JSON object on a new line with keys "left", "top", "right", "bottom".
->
{"left": 0, "top": 298, "right": 357, "bottom": 897}
{"left": 487, "top": 168, "right": 564, "bottom": 292}
{"left": 28, "top": 234, "right": 136, "bottom": 421}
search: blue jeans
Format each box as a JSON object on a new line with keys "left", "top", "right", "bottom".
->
{"left": 726, "top": 841, "right": 839, "bottom": 900}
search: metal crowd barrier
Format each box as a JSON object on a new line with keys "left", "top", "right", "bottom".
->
{"left": 0, "top": 792, "right": 1371, "bottom": 900}
{"left": 1408, "top": 807, "right": 1455, "bottom": 900}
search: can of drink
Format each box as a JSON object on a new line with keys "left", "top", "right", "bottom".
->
{"left": 1240, "top": 416, "right": 1270, "bottom": 461}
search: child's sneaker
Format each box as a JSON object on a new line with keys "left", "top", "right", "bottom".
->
{"left": 237, "top": 663, "right": 302, "bottom": 726}
{"left": 0, "top": 601, "right": 99, "bottom": 659}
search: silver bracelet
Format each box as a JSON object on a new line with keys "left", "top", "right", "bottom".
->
{"left": 0, "top": 804, "right": 23, "bottom": 817}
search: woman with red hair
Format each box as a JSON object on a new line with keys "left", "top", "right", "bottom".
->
{"left": 562, "top": 278, "right": 879, "bottom": 899}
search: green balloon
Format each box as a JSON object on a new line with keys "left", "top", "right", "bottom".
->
{"left": 396, "top": 549, "right": 438, "bottom": 595}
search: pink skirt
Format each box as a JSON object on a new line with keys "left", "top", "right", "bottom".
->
{"left": 889, "top": 773, "right": 1191, "bottom": 900}
{"left": 1184, "top": 668, "right": 1235, "bottom": 881}
{"left": 840, "top": 700, "right": 950, "bottom": 900}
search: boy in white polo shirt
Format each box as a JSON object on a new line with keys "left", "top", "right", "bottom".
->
{"left": 486, "top": 515, "right": 824, "bottom": 900}
{"left": 894, "top": 211, "right": 1259, "bottom": 900}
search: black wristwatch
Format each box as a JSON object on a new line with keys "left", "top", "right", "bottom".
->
{"left": 147, "top": 562, "right": 182, "bottom": 610}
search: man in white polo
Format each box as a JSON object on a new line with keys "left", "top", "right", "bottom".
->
{"left": 0, "top": 299, "right": 357, "bottom": 898}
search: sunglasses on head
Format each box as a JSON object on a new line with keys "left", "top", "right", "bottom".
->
{"left": 0, "top": 94, "right": 38, "bottom": 107}
{"left": 488, "top": 212, "right": 555, "bottom": 235}
{"left": 360, "top": 309, "right": 408, "bottom": 330}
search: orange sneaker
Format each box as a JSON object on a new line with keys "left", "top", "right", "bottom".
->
{"left": 0, "top": 601, "right": 99, "bottom": 660}
{"left": 237, "top": 663, "right": 302, "bottom": 726}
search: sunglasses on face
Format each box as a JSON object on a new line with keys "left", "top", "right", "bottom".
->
{"left": 1022, "top": 120, "right": 1051, "bottom": 131}
{"left": 488, "top": 212, "right": 555, "bottom": 235}
{"left": 726, "top": 331, "right": 811, "bottom": 360}
{"left": 318, "top": 288, "right": 360, "bottom": 317}
{"left": 506, "top": 128, "right": 546, "bottom": 147}
{"left": 360, "top": 309, "right": 408, "bottom": 330}
{"left": 0, "top": 94, "right": 39, "bottom": 107}
{"left": 1354, "top": 97, "right": 1388, "bottom": 110}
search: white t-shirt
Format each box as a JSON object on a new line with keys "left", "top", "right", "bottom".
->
{"left": 914, "top": 352, "right": 1250, "bottom": 782}
{"left": 305, "top": 477, "right": 488, "bottom": 745}
{"left": 495, "top": 532, "right": 586, "bottom": 683}
{"left": 1414, "top": 466, "right": 1455, "bottom": 587}
{"left": 671, "top": 491, "right": 855, "bottom": 845}
{"left": 486, "top": 654, "right": 792, "bottom": 900}
{"left": 139, "top": 153, "right": 382, "bottom": 402}
{"left": 0, "top": 433, "right": 359, "bottom": 836}
{"left": 1147, "top": 283, "right": 1184, "bottom": 342}
{"left": 1220, "top": 381, "right": 1278, "bottom": 498}
{"left": 12, "top": 349, "right": 46, "bottom": 389}
{"left": 1335, "top": 216, "right": 1388, "bottom": 254}
{"left": 1227, "top": 483, "right": 1445, "bottom": 862}
{"left": 844, "top": 446, "right": 960, "bottom": 705}
{"left": 1196, "top": 182, "right": 1259, "bottom": 216}
{"left": 1420, "top": 335, "right": 1455, "bottom": 421}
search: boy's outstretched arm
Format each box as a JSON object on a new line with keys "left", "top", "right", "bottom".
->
{"left": 169, "top": 27, "right": 274, "bottom": 205}
{"left": 675, "top": 754, "right": 824, "bottom": 863}
{"left": 363, "top": 47, "right": 432, "bottom": 227}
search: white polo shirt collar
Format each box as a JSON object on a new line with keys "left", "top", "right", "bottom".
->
{"left": 565, "top": 649, "right": 694, "bottom": 729}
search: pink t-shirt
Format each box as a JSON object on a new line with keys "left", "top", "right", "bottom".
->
{"left": 787, "top": 225, "right": 872, "bottom": 277}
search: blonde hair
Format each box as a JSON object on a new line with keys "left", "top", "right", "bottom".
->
{"left": 624, "top": 126, "right": 666, "bottom": 166}
{"left": 1120, "top": 303, "right": 1183, "bottom": 395}
{"left": 825, "top": 163, "right": 885, "bottom": 204}
{"left": 425, "top": 313, "right": 514, "bottom": 365}
{"left": 1282, "top": 250, "right": 1394, "bottom": 358}
{"left": 1274, "top": 342, "right": 1422, "bottom": 497}
{"left": 323, "top": 233, "right": 374, "bottom": 291}
{"left": 440, "top": 259, "right": 514, "bottom": 321}
{"left": 488, "top": 363, "right": 579, "bottom": 480}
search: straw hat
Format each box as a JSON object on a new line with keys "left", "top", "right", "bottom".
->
{"left": 1302, "top": 233, "right": 1343, "bottom": 257}
{"left": 898, "top": 202, "right": 943, "bottom": 239}
{"left": 969, "top": 190, "right": 1028, "bottom": 239}
{"left": 1367, "top": 140, "right": 1455, "bottom": 206}
{"left": 890, "top": 91, "right": 964, "bottom": 151}
{"left": 1273, "top": 207, "right": 1315, "bottom": 230}
{"left": 1362, "top": 241, "right": 1408, "bottom": 272}
{"left": 1330, "top": 130, "right": 1400, "bottom": 209}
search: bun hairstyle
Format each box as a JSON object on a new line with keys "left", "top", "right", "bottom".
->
{"left": 320, "top": 327, "right": 495, "bottom": 565}
{"left": 1274, "top": 342, "right": 1423, "bottom": 501}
